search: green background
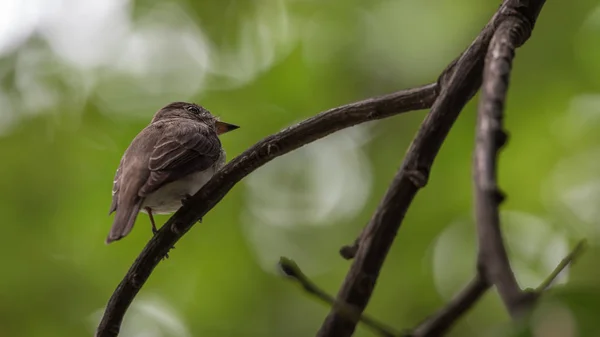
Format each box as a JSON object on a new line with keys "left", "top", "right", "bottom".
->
{"left": 1, "top": 0, "right": 600, "bottom": 336}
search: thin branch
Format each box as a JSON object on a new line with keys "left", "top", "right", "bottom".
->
{"left": 95, "top": 84, "right": 438, "bottom": 337}
{"left": 535, "top": 240, "right": 587, "bottom": 293}
{"left": 408, "top": 239, "right": 586, "bottom": 337}
{"left": 278, "top": 257, "right": 399, "bottom": 337}
{"left": 410, "top": 273, "right": 490, "bottom": 337}
{"left": 473, "top": 8, "right": 544, "bottom": 319}
{"left": 318, "top": 1, "right": 548, "bottom": 336}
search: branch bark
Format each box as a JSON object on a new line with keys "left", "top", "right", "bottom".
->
{"left": 474, "top": 4, "right": 545, "bottom": 319}
{"left": 95, "top": 84, "right": 438, "bottom": 337}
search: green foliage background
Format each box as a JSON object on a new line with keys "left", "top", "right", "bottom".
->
{"left": 1, "top": 0, "right": 600, "bottom": 336}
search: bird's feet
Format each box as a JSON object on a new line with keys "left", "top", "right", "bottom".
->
{"left": 150, "top": 219, "right": 176, "bottom": 260}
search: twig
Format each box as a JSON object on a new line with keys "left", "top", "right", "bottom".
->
{"left": 473, "top": 5, "right": 545, "bottom": 319}
{"left": 407, "top": 239, "right": 586, "bottom": 337}
{"left": 95, "top": 84, "right": 438, "bottom": 337}
{"left": 278, "top": 257, "right": 399, "bottom": 337}
{"left": 410, "top": 273, "right": 490, "bottom": 337}
{"left": 535, "top": 240, "right": 587, "bottom": 292}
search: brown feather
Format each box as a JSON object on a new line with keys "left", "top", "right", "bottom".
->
{"left": 106, "top": 103, "right": 228, "bottom": 243}
{"left": 106, "top": 197, "right": 142, "bottom": 243}
{"left": 106, "top": 126, "right": 156, "bottom": 243}
{"left": 139, "top": 121, "right": 221, "bottom": 196}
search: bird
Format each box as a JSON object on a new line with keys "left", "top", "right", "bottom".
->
{"left": 106, "top": 102, "right": 239, "bottom": 244}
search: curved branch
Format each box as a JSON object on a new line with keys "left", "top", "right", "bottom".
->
{"left": 474, "top": 10, "right": 542, "bottom": 319}
{"left": 95, "top": 83, "right": 438, "bottom": 337}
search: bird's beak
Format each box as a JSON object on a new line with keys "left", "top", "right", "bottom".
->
{"left": 215, "top": 121, "right": 240, "bottom": 135}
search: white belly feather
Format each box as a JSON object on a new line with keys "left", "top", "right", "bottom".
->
{"left": 141, "top": 167, "right": 216, "bottom": 214}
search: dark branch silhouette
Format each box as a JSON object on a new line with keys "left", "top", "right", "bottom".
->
{"left": 474, "top": 4, "right": 546, "bottom": 319}
{"left": 95, "top": 84, "right": 438, "bottom": 337}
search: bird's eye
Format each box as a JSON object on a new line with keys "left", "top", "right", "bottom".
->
{"left": 186, "top": 105, "right": 201, "bottom": 113}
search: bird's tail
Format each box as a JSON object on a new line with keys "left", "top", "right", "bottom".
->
{"left": 106, "top": 198, "right": 142, "bottom": 244}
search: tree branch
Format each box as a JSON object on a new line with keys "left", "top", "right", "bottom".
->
{"left": 408, "top": 239, "right": 585, "bottom": 337}
{"left": 95, "top": 84, "right": 438, "bottom": 337}
{"left": 410, "top": 273, "right": 490, "bottom": 337}
{"left": 317, "top": 1, "right": 548, "bottom": 336}
{"left": 279, "top": 257, "right": 399, "bottom": 337}
{"left": 535, "top": 240, "right": 587, "bottom": 293}
{"left": 474, "top": 5, "right": 545, "bottom": 319}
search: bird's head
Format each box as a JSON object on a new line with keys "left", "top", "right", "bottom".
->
{"left": 152, "top": 102, "right": 240, "bottom": 135}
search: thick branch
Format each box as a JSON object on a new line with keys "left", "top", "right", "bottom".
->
{"left": 474, "top": 11, "right": 541, "bottom": 319}
{"left": 317, "top": 1, "right": 548, "bottom": 336}
{"left": 95, "top": 84, "right": 438, "bottom": 337}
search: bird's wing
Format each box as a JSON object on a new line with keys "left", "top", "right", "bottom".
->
{"left": 108, "top": 156, "right": 125, "bottom": 215}
{"left": 138, "top": 121, "right": 222, "bottom": 197}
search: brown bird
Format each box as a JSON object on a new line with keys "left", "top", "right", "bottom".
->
{"left": 106, "top": 102, "right": 239, "bottom": 244}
